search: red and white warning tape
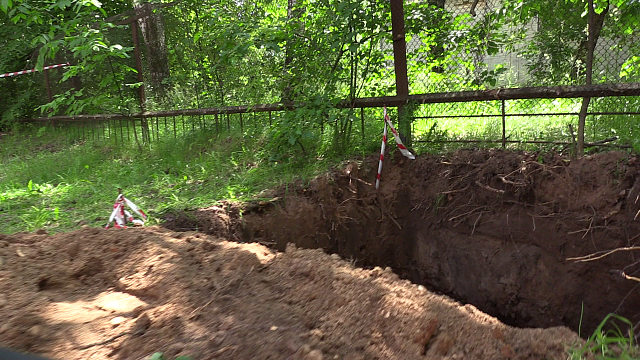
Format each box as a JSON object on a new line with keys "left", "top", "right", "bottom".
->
{"left": 0, "top": 63, "right": 70, "bottom": 79}
{"left": 375, "top": 106, "right": 415, "bottom": 190}
{"left": 105, "top": 193, "right": 148, "bottom": 229}
{"left": 375, "top": 116, "right": 388, "bottom": 190}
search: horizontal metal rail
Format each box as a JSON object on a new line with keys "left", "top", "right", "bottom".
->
{"left": 23, "top": 82, "right": 640, "bottom": 123}
{"left": 414, "top": 139, "right": 632, "bottom": 148}
{"left": 414, "top": 111, "right": 640, "bottom": 119}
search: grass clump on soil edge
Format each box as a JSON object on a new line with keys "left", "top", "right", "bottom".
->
{"left": 0, "top": 128, "right": 341, "bottom": 234}
{"left": 569, "top": 313, "right": 639, "bottom": 360}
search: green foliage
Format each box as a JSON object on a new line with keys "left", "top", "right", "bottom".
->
{"left": 569, "top": 313, "right": 639, "bottom": 360}
{"left": 499, "top": 0, "right": 640, "bottom": 85}
{"left": 0, "top": 0, "right": 136, "bottom": 126}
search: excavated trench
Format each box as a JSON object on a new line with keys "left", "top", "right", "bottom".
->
{"left": 164, "top": 149, "right": 640, "bottom": 336}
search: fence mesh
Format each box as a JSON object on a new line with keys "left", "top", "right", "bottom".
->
{"left": 5, "top": 0, "right": 640, "bottom": 150}
{"left": 405, "top": 0, "right": 640, "bottom": 94}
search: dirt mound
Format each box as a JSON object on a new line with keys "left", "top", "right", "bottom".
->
{"left": 222, "top": 149, "right": 640, "bottom": 337}
{"left": 0, "top": 226, "right": 580, "bottom": 359}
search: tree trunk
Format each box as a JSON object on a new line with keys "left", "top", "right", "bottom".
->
{"left": 427, "top": 0, "right": 445, "bottom": 73}
{"left": 134, "top": 1, "right": 170, "bottom": 100}
{"left": 390, "top": 0, "right": 411, "bottom": 146}
{"left": 282, "top": 0, "right": 299, "bottom": 102}
{"left": 573, "top": 3, "right": 609, "bottom": 80}
{"left": 577, "top": 0, "right": 608, "bottom": 156}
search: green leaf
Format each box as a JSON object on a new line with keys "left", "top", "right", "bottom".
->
{"left": 0, "top": 0, "right": 11, "bottom": 13}
{"left": 149, "top": 353, "right": 165, "bottom": 360}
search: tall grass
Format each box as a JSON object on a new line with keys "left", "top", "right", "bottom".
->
{"left": 0, "top": 124, "right": 339, "bottom": 234}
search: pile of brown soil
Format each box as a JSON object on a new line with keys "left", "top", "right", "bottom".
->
{"left": 0, "top": 227, "right": 578, "bottom": 359}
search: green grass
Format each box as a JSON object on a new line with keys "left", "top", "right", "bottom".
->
{"left": 0, "top": 124, "right": 340, "bottom": 234}
{"left": 569, "top": 313, "right": 639, "bottom": 360}
{"left": 150, "top": 352, "right": 191, "bottom": 360}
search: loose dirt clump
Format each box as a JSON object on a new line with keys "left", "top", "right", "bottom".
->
{"left": 163, "top": 202, "right": 244, "bottom": 241}
{"left": 0, "top": 227, "right": 579, "bottom": 359}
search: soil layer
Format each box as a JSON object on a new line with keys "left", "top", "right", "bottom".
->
{"left": 172, "top": 149, "right": 640, "bottom": 336}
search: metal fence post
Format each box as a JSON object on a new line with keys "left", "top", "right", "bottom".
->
{"left": 501, "top": 100, "right": 506, "bottom": 148}
{"left": 390, "top": 0, "right": 410, "bottom": 146}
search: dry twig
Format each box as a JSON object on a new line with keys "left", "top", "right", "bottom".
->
{"left": 441, "top": 184, "right": 470, "bottom": 195}
{"left": 470, "top": 213, "right": 483, "bottom": 238}
{"left": 621, "top": 272, "right": 640, "bottom": 282}
{"left": 567, "top": 225, "right": 616, "bottom": 237}
{"left": 498, "top": 175, "right": 528, "bottom": 187}
{"left": 440, "top": 161, "right": 482, "bottom": 167}
{"left": 349, "top": 176, "right": 373, "bottom": 187}
{"left": 449, "top": 206, "right": 486, "bottom": 222}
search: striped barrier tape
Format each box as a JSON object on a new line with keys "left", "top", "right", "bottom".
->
{"left": 105, "top": 190, "right": 148, "bottom": 229}
{"left": 375, "top": 117, "right": 388, "bottom": 190}
{"left": 376, "top": 106, "right": 415, "bottom": 190}
{"left": 0, "top": 63, "right": 70, "bottom": 79}
{"left": 383, "top": 106, "right": 416, "bottom": 160}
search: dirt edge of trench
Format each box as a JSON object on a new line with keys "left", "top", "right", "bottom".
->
{"left": 163, "top": 148, "right": 640, "bottom": 337}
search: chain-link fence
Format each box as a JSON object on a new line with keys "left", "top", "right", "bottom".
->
{"left": 14, "top": 0, "right": 640, "bottom": 151}
{"left": 401, "top": 0, "right": 640, "bottom": 149}
{"left": 405, "top": 0, "right": 639, "bottom": 92}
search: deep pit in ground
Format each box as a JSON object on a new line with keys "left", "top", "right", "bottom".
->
{"left": 163, "top": 149, "right": 640, "bottom": 336}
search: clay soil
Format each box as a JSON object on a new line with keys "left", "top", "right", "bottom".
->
{"left": 1, "top": 149, "right": 639, "bottom": 359}
{"left": 1, "top": 227, "right": 579, "bottom": 360}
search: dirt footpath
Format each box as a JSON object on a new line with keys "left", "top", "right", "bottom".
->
{"left": 0, "top": 227, "right": 579, "bottom": 360}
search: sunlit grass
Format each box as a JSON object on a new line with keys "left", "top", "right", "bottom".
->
{"left": 412, "top": 97, "right": 640, "bottom": 153}
{"left": 0, "top": 125, "right": 337, "bottom": 234}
